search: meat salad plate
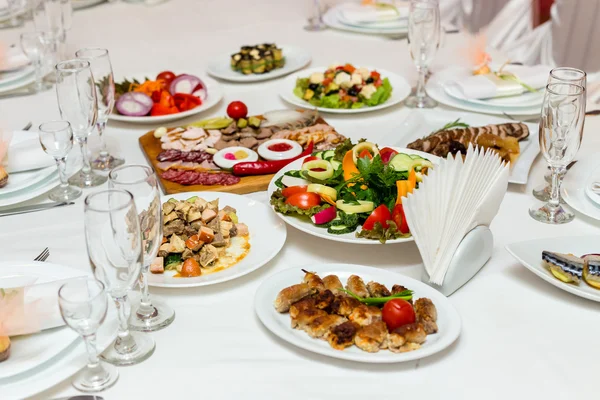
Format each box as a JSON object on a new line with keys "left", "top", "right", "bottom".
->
{"left": 562, "top": 154, "right": 600, "bottom": 221}
{"left": 389, "top": 109, "right": 539, "bottom": 185}
{"left": 147, "top": 191, "right": 287, "bottom": 288}
{"left": 254, "top": 263, "right": 461, "bottom": 363}
{"left": 207, "top": 45, "right": 311, "bottom": 83}
{"left": 267, "top": 147, "right": 439, "bottom": 245}
{"left": 109, "top": 74, "right": 223, "bottom": 124}
{"left": 506, "top": 235, "right": 600, "bottom": 302}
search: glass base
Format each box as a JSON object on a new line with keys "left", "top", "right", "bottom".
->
{"left": 100, "top": 331, "right": 155, "bottom": 366}
{"left": 129, "top": 296, "right": 175, "bottom": 332}
{"left": 48, "top": 184, "right": 82, "bottom": 202}
{"left": 304, "top": 18, "right": 327, "bottom": 31}
{"left": 92, "top": 154, "right": 125, "bottom": 172}
{"left": 68, "top": 169, "right": 108, "bottom": 188}
{"left": 532, "top": 184, "right": 565, "bottom": 203}
{"left": 72, "top": 362, "right": 118, "bottom": 393}
{"left": 529, "top": 203, "right": 574, "bottom": 224}
{"left": 405, "top": 94, "right": 438, "bottom": 108}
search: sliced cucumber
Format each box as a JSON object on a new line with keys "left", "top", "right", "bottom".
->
{"left": 322, "top": 150, "right": 335, "bottom": 160}
{"left": 330, "top": 159, "right": 342, "bottom": 170}
{"left": 327, "top": 224, "right": 355, "bottom": 235}
{"left": 409, "top": 154, "right": 424, "bottom": 160}
{"left": 314, "top": 151, "right": 324, "bottom": 159}
{"left": 389, "top": 153, "right": 414, "bottom": 172}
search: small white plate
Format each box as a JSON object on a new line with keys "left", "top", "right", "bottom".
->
{"left": 0, "top": 66, "right": 34, "bottom": 87}
{"left": 444, "top": 82, "right": 544, "bottom": 109}
{"left": 0, "top": 165, "right": 55, "bottom": 196}
{"left": 109, "top": 74, "right": 223, "bottom": 124}
{"left": 147, "top": 191, "right": 286, "bottom": 288}
{"left": 0, "top": 71, "right": 34, "bottom": 94}
{"left": 506, "top": 235, "right": 600, "bottom": 302}
{"left": 583, "top": 165, "right": 600, "bottom": 207}
{"left": 255, "top": 263, "right": 461, "bottom": 363}
{"left": 323, "top": 6, "right": 408, "bottom": 36}
{"left": 207, "top": 45, "right": 311, "bottom": 83}
{"left": 0, "top": 172, "right": 59, "bottom": 208}
{"left": 562, "top": 154, "right": 600, "bottom": 221}
{"left": 389, "top": 109, "right": 540, "bottom": 185}
{"left": 336, "top": 11, "right": 408, "bottom": 31}
{"left": 279, "top": 66, "right": 411, "bottom": 114}
{"left": 267, "top": 147, "right": 439, "bottom": 245}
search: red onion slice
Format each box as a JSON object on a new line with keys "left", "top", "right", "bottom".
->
{"left": 169, "top": 74, "right": 205, "bottom": 95}
{"left": 115, "top": 92, "right": 153, "bottom": 116}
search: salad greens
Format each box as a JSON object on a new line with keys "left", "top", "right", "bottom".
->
{"left": 341, "top": 288, "right": 414, "bottom": 305}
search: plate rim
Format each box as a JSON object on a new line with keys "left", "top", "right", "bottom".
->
{"left": 323, "top": 6, "right": 408, "bottom": 35}
{"left": 562, "top": 154, "right": 600, "bottom": 221}
{"left": 0, "top": 165, "right": 56, "bottom": 196}
{"left": 0, "top": 172, "right": 58, "bottom": 208}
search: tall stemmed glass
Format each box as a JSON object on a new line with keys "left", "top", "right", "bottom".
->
{"left": 108, "top": 165, "right": 175, "bottom": 332}
{"left": 58, "top": 278, "right": 119, "bottom": 392}
{"left": 31, "top": 0, "right": 71, "bottom": 65}
{"left": 304, "top": 0, "right": 326, "bottom": 31}
{"left": 75, "top": 48, "right": 124, "bottom": 171}
{"left": 529, "top": 83, "right": 586, "bottom": 224}
{"left": 533, "top": 67, "right": 587, "bottom": 202}
{"left": 84, "top": 189, "right": 155, "bottom": 365}
{"left": 406, "top": 0, "right": 440, "bottom": 108}
{"left": 20, "top": 32, "right": 50, "bottom": 93}
{"left": 55, "top": 59, "right": 107, "bottom": 188}
{"left": 38, "top": 120, "right": 82, "bottom": 202}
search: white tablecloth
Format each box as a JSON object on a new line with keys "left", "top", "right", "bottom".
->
{"left": 1, "top": 1, "right": 599, "bottom": 399}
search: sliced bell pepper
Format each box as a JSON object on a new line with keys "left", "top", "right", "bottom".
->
{"left": 151, "top": 103, "right": 179, "bottom": 116}
{"left": 392, "top": 204, "right": 409, "bottom": 234}
{"left": 407, "top": 168, "right": 417, "bottom": 191}
{"left": 173, "top": 93, "right": 201, "bottom": 112}
{"left": 343, "top": 150, "right": 359, "bottom": 181}
{"left": 343, "top": 63, "right": 356, "bottom": 74}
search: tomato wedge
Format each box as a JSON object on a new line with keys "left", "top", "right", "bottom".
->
{"left": 173, "top": 93, "right": 201, "bottom": 112}
{"left": 282, "top": 185, "right": 308, "bottom": 198}
{"left": 362, "top": 204, "right": 391, "bottom": 231}
{"left": 392, "top": 203, "right": 409, "bottom": 234}
{"left": 285, "top": 192, "right": 321, "bottom": 210}
{"left": 358, "top": 149, "right": 373, "bottom": 160}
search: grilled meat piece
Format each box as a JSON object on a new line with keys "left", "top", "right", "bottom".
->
{"left": 330, "top": 295, "right": 362, "bottom": 316}
{"left": 392, "top": 323, "right": 427, "bottom": 344}
{"left": 346, "top": 275, "right": 369, "bottom": 298}
{"left": 355, "top": 321, "right": 389, "bottom": 353}
{"left": 304, "top": 314, "right": 347, "bottom": 338}
{"left": 542, "top": 251, "right": 584, "bottom": 284}
{"left": 221, "top": 121, "right": 238, "bottom": 135}
{"left": 163, "top": 219, "right": 185, "bottom": 236}
{"left": 291, "top": 307, "right": 328, "bottom": 329}
{"left": 348, "top": 305, "right": 382, "bottom": 327}
{"left": 389, "top": 342, "right": 422, "bottom": 353}
{"left": 414, "top": 298, "right": 438, "bottom": 334}
{"left": 326, "top": 321, "right": 359, "bottom": 350}
{"left": 274, "top": 283, "right": 314, "bottom": 313}
{"left": 322, "top": 275, "right": 344, "bottom": 295}
{"left": 391, "top": 284, "right": 409, "bottom": 294}
{"left": 198, "top": 244, "right": 218, "bottom": 267}
{"left": 257, "top": 127, "right": 273, "bottom": 139}
{"left": 367, "top": 281, "right": 391, "bottom": 297}
{"left": 289, "top": 297, "right": 316, "bottom": 319}
{"left": 302, "top": 269, "right": 325, "bottom": 291}
{"left": 313, "top": 289, "right": 335, "bottom": 311}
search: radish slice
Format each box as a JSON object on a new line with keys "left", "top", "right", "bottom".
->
{"left": 115, "top": 92, "right": 153, "bottom": 116}
{"left": 281, "top": 175, "right": 310, "bottom": 187}
{"left": 311, "top": 207, "right": 337, "bottom": 225}
{"left": 169, "top": 74, "right": 204, "bottom": 95}
{"left": 193, "top": 88, "right": 207, "bottom": 101}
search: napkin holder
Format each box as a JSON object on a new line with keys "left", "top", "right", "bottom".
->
{"left": 421, "top": 225, "right": 493, "bottom": 296}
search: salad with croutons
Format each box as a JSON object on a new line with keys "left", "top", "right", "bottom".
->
{"left": 294, "top": 64, "right": 393, "bottom": 109}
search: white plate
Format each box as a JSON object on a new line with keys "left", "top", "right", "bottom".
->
{"left": 0, "top": 172, "right": 59, "bottom": 208}
{"left": 72, "top": 0, "right": 107, "bottom": 10}
{"left": 207, "top": 45, "right": 311, "bottom": 83}
{"left": 147, "top": 191, "right": 286, "bottom": 288}
{"left": 0, "top": 72, "right": 34, "bottom": 94}
{"left": 506, "top": 235, "right": 600, "bottom": 302}
{"left": 444, "top": 82, "right": 544, "bottom": 109}
{"left": 255, "top": 263, "right": 461, "bottom": 363}
{"left": 337, "top": 11, "right": 408, "bottom": 31}
{"left": 323, "top": 6, "right": 408, "bottom": 36}
{"left": 584, "top": 164, "right": 600, "bottom": 207}
{"left": 0, "top": 261, "right": 88, "bottom": 380}
{"left": 279, "top": 66, "right": 411, "bottom": 114}
{"left": 562, "top": 154, "right": 600, "bottom": 221}
{"left": 389, "top": 109, "right": 540, "bottom": 185}
{"left": 109, "top": 74, "right": 223, "bottom": 124}
{"left": 426, "top": 71, "right": 542, "bottom": 116}
{"left": 0, "top": 66, "right": 34, "bottom": 87}
{"left": 267, "top": 147, "right": 439, "bottom": 245}
{"left": 0, "top": 165, "right": 56, "bottom": 196}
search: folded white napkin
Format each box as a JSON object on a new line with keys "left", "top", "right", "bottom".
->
{"left": 339, "top": 2, "right": 409, "bottom": 24}
{"left": 4, "top": 131, "right": 55, "bottom": 173}
{"left": 0, "top": 46, "right": 30, "bottom": 73}
{"left": 445, "top": 65, "right": 550, "bottom": 100}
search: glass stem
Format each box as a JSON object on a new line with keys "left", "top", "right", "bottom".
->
{"left": 113, "top": 295, "right": 137, "bottom": 355}
{"left": 416, "top": 66, "right": 427, "bottom": 101}
{"left": 136, "top": 269, "right": 157, "bottom": 320}
{"left": 77, "top": 137, "right": 93, "bottom": 179}
{"left": 55, "top": 157, "right": 69, "bottom": 189}
{"left": 97, "top": 121, "right": 108, "bottom": 159}
{"left": 549, "top": 166, "right": 561, "bottom": 209}
{"left": 313, "top": 0, "right": 322, "bottom": 22}
{"left": 33, "top": 58, "right": 43, "bottom": 92}
{"left": 83, "top": 333, "right": 100, "bottom": 368}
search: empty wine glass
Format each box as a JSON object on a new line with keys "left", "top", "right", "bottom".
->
{"left": 75, "top": 48, "right": 124, "bottom": 171}
{"left": 38, "top": 120, "right": 81, "bottom": 202}
{"left": 533, "top": 67, "right": 587, "bottom": 202}
{"left": 304, "top": 0, "right": 326, "bottom": 31}
{"left": 84, "top": 189, "right": 155, "bottom": 365}
{"left": 31, "top": 0, "right": 71, "bottom": 66}
{"left": 406, "top": 0, "right": 440, "bottom": 108}
{"left": 529, "top": 82, "right": 586, "bottom": 224}
{"left": 20, "top": 32, "right": 50, "bottom": 93}
{"left": 58, "top": 278, "right": 119, "bottom": 392}
{"left": 108, "top": 165, "right": 175, "bottom": 332}
{"left": 55, "top": 59, "right": 107, "bottom": 188}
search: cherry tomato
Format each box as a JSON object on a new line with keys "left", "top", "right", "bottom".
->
{"left": 362, "top": 204, "right": 391, "bottom": 231}
{"left": 370, "top": 70, "right": 381, "bottom": 80}
{"left": 180, "top": 258, "right": 201, "bottom": 277}
{"left": 285, "top": 192, "right": 321, "bottom": 210}
{"left": 282, "top": 185, "right": 308, "bottom": 198}
{"left": 358, "top": 149, "right": 373, "bottom": 160}
{"left": 382, "top": 299, "right": 415, "bottom": 331}
{"left": 343, "top": 63, "right": 356, "bottom": 74}
{"left": 392, "top": 204, "right": 409, "bottom": 234}
{"left": 156, "top": 71, "right": 176, "bottom": 85}
{"left": 379, "top": 147, "right": 398, "bottom": 164}
{"left": 226, "top": 101, "right": 248, "bottom": 119}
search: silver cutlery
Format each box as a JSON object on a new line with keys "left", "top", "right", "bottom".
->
{"left": 33, "top": 247, "right": 49, "bottom": 262}
{"left": 0, "top": 201, "right": 74, "bottom": 217}
{"left": 50, "top": 396, "right": 104, "bottom": 400}
{"left": 22, "top": 121, "right": 32, "bottom": 131}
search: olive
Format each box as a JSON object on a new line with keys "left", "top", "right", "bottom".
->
{"left": 308, "top": 83, "right": 319, "bottom": 91}
{"left": 366, "top": 77, "right": 374, "bottom": 84}
{"left": 326, "top": 90, "right": 338, "bottom": 96}
{"left": 448, "top": 141, "right": 467, "bottom": 155}
{"left": 347, "top": 87, "right": 359, "bottom": 96}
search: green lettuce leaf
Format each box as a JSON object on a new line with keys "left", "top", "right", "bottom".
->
{"left": 355, "top": 221, "right": 411, "bottom": 244}
{"left": 364, "top": 78, "right": 393, "bottom": 107}
{"left": 270, "top": 190, "right": 330, "bottom": 216}
{"left": 320, "top": 94, "right": 341, "bottom": 109}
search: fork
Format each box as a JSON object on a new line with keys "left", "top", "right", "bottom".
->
{"left": 34, "top": 247, "right": 49, "bottom": 262}
{"left": 22, "top": 121, "right": 32, "bottom": 131}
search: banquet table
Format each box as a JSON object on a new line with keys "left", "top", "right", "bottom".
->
{"left": 1, "top": 1, "right": 600, "bottom": 399}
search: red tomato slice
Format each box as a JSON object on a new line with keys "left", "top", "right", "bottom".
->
{"left": 382, "top": 299, "right": 415, "bottom": 331}
{"left": 302, "top": 156, "right": 320, "bottom": 164}
{"left": 379, "top": 147, "right": 398, "bottom": 164}
{"left": 358, "top": 149, "right": 373, "bottom": 160}
{"left": 282, "top": 185, "right": 308, "bottom": 198}
{"left": 285, "top": 192, "right": 321, "bottom": 210}
{"left": 392, "top": 204, "right": 409, "bottom": 234}
{"left": 362, "top": 204, "right": 391, "bottom": 231}
{"left": 371, "top": 70, "right": 381, "bottom": 80}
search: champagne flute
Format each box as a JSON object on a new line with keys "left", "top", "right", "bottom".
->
{"left": 108, "top": 165, "right": 175, "bottom": 332}
{"left": 533, "top": 67, "right": 587, "bottom": 202}
{"left": 406, "top": 0, "right": 440, "bottom": 108}
{"left": 20, "top": 32, "right": 50, "bottom": 93}
{"left": 75, "top": 48, "right": 125, "bottom": 171}
{"left": 38, "top": 120, "right": 82, "bottom": 202}
{"left": 304, "top": 0, "right": 326, "bottom": 31}
{"left": 529, "top": 83, "right": 586, "bottom": 224}
{"left": 58, "top": 278, "right": 118, "bottom": 392}
{"left": 84, "top": 189, "right": 155, "bottom": 365}
{"left": 55, "top": 59, "right": 107, "bottom": 188}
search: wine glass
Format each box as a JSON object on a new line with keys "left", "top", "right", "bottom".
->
{"left": 108, "top": 165, "right": 175, "bottom": 332}
{"left": 304, "top": 0, "right": 326, "bottom": 31}
{"left": 58, "top": 278, "right": 119, "bottom": 392}
{"left": 529, "top": 83, "right": 586, "bottom": 224}
{"left": 55, "top": 59, "right": 107, "bottom": 188}
{"left": 20, "top": 32, "right": 50, "bottom": 93}
{"left": 75, "top": 48, "right": 125, "bottom": 171}
{"left": 406, "top": 0, "right": 440, "bottom": 108}
{"left": 84, "top": 189, "right": 155, "bottom": 365}
{"left": 31, "top": 0, "right": 71, "bottom": 65}
{"left": 38, "top": 120, "right": 82, "bottom": 202}
{"left": 533, "top": 67, "right": 587, "bottom": 202}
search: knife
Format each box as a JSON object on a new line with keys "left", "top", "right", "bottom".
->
{"left": 50, "top": 396, "right": 105, "bottom": 400}
{"left": 0, "top": 202, "right": 74, "bottom": 217}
